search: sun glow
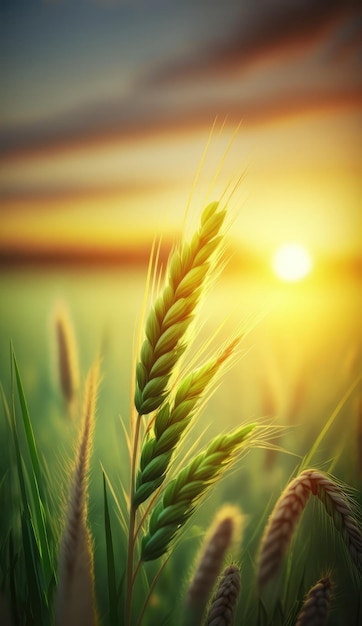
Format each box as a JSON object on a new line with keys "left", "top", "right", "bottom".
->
{"left": 272, "top": 243, "right": 313, "bottom": 282}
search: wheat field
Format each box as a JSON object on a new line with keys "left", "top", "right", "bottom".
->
{"left": 0, "top": 200, "right": 361, "bottom": 626}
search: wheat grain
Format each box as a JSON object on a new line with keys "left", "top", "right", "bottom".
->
{"left": 206, "top": 564, "right": 241, "bottom": 626}
{"left": 134, "top": 338, "right": 239, "bottom": 506}
{"left": 257, "top": 469, "right": 362, "bottom": 588}
{"left": 134, "top": 201, "right": 226, "bottom": 415}
{"left": 55, "top": 361, "right": 99, "bottom": 626}
{"left": 186, "top": 505, "right": 242, "bottom": 625}
{"left": 55, "top": 304, "right": 80, "bottom": 411}
{"left": 295, "top": 576, "right": 332, "bottom": 626}
{"left": 141, "top": 423, "right": 255, "bottom": 561}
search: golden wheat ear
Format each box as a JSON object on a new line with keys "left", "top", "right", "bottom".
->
{"left": 185, "top": 505, "right": 243, "bottom": 626}
{"left": 257, "top": 469, "right": 362, "bottom": 588}
{"left": 55, "top": 361, "right": 100, "bottom": 626}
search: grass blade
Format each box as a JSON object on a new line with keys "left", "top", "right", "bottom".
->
{"left": 21, "top": 511, "right": 48, "bottom": 625}
{"left": 8, "top": 530, "right": 19, "bottom": 626}
{"left": 301, "top": 376, "right": 361, "bottom": 470}
{"left": 12, "top": 348, "right": 53, "bottom": 583}
{"left": 103, "top": 472, "right": 118, "bottom": 625}
{"left": 12, "top": 349, "right": 43, "bottom": 498}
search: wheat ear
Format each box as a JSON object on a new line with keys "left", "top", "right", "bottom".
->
{"left": 135, "top": 201, "right": 226, "bottom": 415}
{"left": 134, "top": 338, "right": 239, "bottom": 506}
{"left": 141, "top": 423, "right": 255, "bottom": 561}
{"left": 308, "top": 470, "right": 362, "bottom": 573}
{"left": 295, "top": 576, "right": 332, "bottom": 626}
{"left": 257, "top": 469, "right": 362, "bottom": 588}
{"left": 186, "top": 505, "right": 243, "bottom": 625}
{"left": 55, "top": 304, "right": 80, "bottom": 411}
{"left": 55, "top": 361, "right": 99, "bottom": 626}
{"left": 206, "top": 564, "right": 241, "bottom": 626}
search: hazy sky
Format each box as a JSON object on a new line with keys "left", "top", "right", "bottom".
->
{"left": 1, "top": 0, "right": 361, "bottom": 262}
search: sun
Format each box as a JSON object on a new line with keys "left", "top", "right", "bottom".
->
{"left": 272, "top": 243, "right": 313, "bottom": 282}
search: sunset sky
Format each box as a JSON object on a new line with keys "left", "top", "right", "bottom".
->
{"left": 1, "top": 0, "right": 361, "bottom": 267}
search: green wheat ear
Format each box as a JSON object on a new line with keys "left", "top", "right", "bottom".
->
{"left": 141, "top": 423, "right": 256, "bottom": 562}
{"left": 133, "top": 338, "right": 240, "bottom": 507}
{"left": 134, "top": 201, "right": 226, "bottom": 415}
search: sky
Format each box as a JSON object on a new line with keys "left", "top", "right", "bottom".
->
{"left": 0, "top": 0, "right": 361, "bottom": 267}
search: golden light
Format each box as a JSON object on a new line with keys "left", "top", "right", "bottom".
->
{"left": 272, "top": 243, "right": 313, "bottom": 282}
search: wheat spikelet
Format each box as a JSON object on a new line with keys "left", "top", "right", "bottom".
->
{"left": 135, "top": 201, "right": 226, "bottom": 415}
{"left": 308, "top": 470, "right": 362, "bottom": 574}
{"left": 186, "top": 505, "right": 243, "bottom": 625}
{"left": 141, "top": 423, "right": 255, "bottom": 561}
{"left": 55, "top": 361, "right": 99, "bottom": 626}
{"left": 55, "top": 304, "right": 80, "bottom": 412}
{"left": 206, "top": 564, "right": 241, "bottom": 626}
{"left": 134, "top": 338, "right": 239, "bottom": 506}
{"left": 257, "top": 471, "right": 311, "bottom": 588}
{"left": 257, "top": 469, "right": 362, "bottom": 588}
{"left": 295, "top": 576, "right": 332, "bottom": 626}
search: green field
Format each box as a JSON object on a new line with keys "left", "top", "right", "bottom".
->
{"left": 0, "top": 264, "right": 361, "bottom": 625}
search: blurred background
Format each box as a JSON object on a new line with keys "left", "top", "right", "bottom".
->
{"left": 0, "top": 1, "right": 361, "bottom": 622}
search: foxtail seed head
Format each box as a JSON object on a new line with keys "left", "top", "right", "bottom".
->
{"left": 135, "top": 201, "right": 226, "bottom": 415}
{"left": 55, "top": 361, "right": 100, "bottom": 626}
{"left": 55, "top": 304, "right": 80, "bottom": 412}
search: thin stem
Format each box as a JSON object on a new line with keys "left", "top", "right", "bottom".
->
{"left": 136, "top": 557, "right": 171, "bottom": 626}
{"left": 125, "top": 412, "right": 142, "bottom": 626}
{"left": 301, "top": 375, "right": 361, "bottom": 470}
{"left": 131, "top": 558, "right": 142, "bottom": 589}
{"left": 134, "top": 488, "right": 161, "bottom": 541}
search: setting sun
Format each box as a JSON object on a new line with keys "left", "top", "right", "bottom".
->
{"left": 272, "top": 243, "right": 313, "bottom": 282}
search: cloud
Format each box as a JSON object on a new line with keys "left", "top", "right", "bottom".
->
{"left": 144, "top": 0, "right": 361, "bottom": 84}
{"left": 1, "top": 0, "right": 361, "bottom": 160}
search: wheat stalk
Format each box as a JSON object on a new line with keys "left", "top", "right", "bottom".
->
{"left": 134, "top": 201, "right": 226, "bottom": 416}
{"left": 186, "top": 505, "right": 243, "bottom": 625}
{"left": 206, "top": 564, "right": 241, "bottom": 626}
{"left": 141, "top": 423, "right": 255, "bottom": 562}
{"left": 126, "top": 201, "right": 228, "bottom": 625}
{"left": 257, "top": 469, "right": 362, "bottom": 588}
{"left": 55, "top": 304, "right": 80, "bottom": 412}
{"left": 295, "top": 576, "right": 332, "bottom": 626}
{"left": 55, "top": 361, "right": 99, "bottom": 626}
{"left": 134, "top": 338, "right": 239, "bottom": 506}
